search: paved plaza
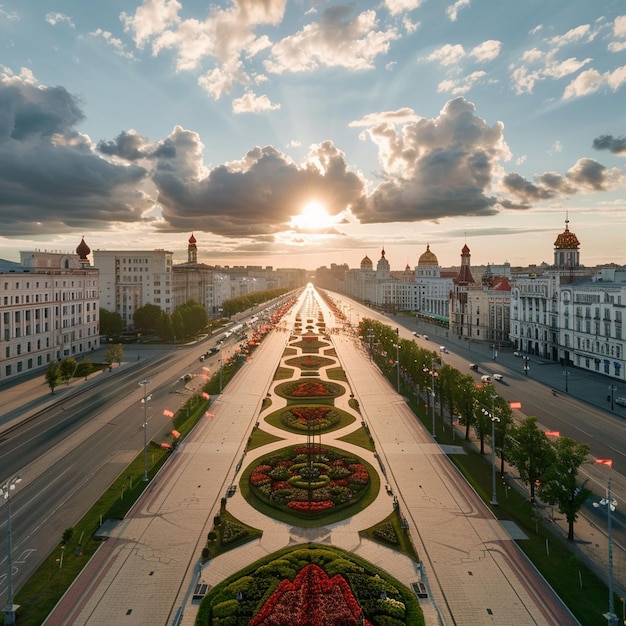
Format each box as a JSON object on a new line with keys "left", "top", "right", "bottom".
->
{"left": 6, "top": 288, "right": 595, "bottom": 624}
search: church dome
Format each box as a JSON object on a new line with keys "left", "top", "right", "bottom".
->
{"left": 554, "top": 220, "right": 580, "bottom": 249}
{"left": 76, "top": 237, "right": 91, "bottom": 260}
{"left": 418, "top": 244, "right": 438, "bottom": 266}
{"left": 360, "top": 255, "right": 373, "bottom": 270}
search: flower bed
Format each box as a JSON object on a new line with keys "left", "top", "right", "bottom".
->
{"left": 246, "top": 445, "right": 371, "bottom": 519}
{"left": 284, "top": 355, "right": 336, "bottom": 370}
{"left": 274, "top": 378, "right": 345, "bottom": 401}
{"left": 198, "top": 545, "right": 422, "bottom": 626}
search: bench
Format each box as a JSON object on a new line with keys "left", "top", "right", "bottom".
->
{"left": 411, "top": 581, "right": 428, "bottom": 598}
{"left": 193, "top": 583, "right": 208, "bottom": 601}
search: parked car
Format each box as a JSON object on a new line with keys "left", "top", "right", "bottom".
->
{"left": 412, "top": 331, "right": 420, "bottom": 337}
{"left": 492, "top": 373, "right": 503, "bottom": 381}
{"left": 469, "top": 363, "right": 478, "bottom": 371}
{"left": 513, "top": 351, "right": 522, "bottom": 357}
{"left": 199, "top": 355, "right": 205, "bottom": 361}
{"left": 615, "top": 397, "right": 626, "bottom": 407}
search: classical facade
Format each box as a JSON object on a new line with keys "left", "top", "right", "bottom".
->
{"left": 94, "top": 248, "right": 174, "bottom": 329}
{"left": 0, "top": 239, "right": 100, "bottom": 382}
{"left": 415, "top": 245, "right": 454, "bottom": 321}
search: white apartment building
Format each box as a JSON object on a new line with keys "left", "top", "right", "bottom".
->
{"left": 0, "top": 239, "right": 99, "bottom": 382}
{"left": 560, "top": 267, "right": 625, "bottom": 380}
{"left": 94, "top": 249, "right": 173, "bottom": 330}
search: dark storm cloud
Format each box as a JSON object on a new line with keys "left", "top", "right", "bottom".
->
{"left": 0, "top": 75, "right": 151, "bottom": 236}
{"left": 592, "top": 134, "right": 626, "bottom": 155}
{"left": 152, "top": 130, "right": 365, "bottom": 237}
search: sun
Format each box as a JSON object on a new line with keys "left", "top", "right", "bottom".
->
{"left": 291, "top": 201, "right": 333, "bottom": 231}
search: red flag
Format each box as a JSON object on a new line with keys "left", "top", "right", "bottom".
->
{"left": 595, "top": 459, "right": 613, "bottom": 467}
{"left": 545, "top": 431, "right": 560, "bottom": 437}
{"left": 509, "top": 401, "right": 522, "bottom": 410}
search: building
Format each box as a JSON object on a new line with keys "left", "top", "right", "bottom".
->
{"left": 509, "top": 218, "right": 593, "bottom": 361}
{"left": 0, "top": 239, "right": 99, "bottom": 382}
{"left": 94, "top": 248, "right": 173, "bottom": 330}
{"left": 415, "top": 244, "right": 454, "bottom": 322}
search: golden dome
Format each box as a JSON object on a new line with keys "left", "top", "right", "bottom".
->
{"left": 360, "top": 255, "right": 373, "bottom": 269}
{"left": 418, "top": 244, "right": 438, "bottom": 266}
{"left": 554, "top": 220, "right": 580, "bottom": 249}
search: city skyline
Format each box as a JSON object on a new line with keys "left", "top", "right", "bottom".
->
{"left": 1, "top": 1, "right": 625, "bottom": 270}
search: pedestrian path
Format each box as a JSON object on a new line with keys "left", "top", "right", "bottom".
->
{"left": 28, "top": 288, "right": 590, "bottom": 625}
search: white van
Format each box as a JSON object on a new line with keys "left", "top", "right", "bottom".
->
{"left": 481, "top": 375, "right": 491, "bottom": 384}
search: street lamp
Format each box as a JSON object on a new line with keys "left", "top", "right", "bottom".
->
{"left": 423, "top": 357, "right": 438, "bottom": 439}
{"left": 139, "top": 380, "right": 151, "bottom": 482}
{"left": 481, "top": 395, "right": 500, "bottom": 506}
{"left": 609, "top": 385, "right": 617, "bottom": 411}
{"left": 367, "top": 329, "right": 375, "bottom": 361}
{"left": 593, "top": 459, "right": 618, "bottom": 626}
{"left": 393, "top": 343, "right": 401, "bottom": 393}
{"left": 563, "top": 368, "right": 569, "bottom": 393}
{"left": 523, "top": 355, "right": 530, "bottom": 376}
{"left": 2, "top": 476, "right": 22, "bottom": 626}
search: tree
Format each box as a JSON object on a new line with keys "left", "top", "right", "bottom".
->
{"left": 59, "top": 357, "right": 77, "bottom": 385}
{"left": 538, "top": 437, "right": 591, "bottom": 541}
{"left": 175, "top": 301, "right": 209, "bottom": 337}
{"left": 155, "top": 311, "right": 174, "bottom": 341}
{"left": 454, "top": 374, "right": 478, "bottom": 441}
{"left": 99, "top": 308, "right": 125, "bottom": 337}
{"left": 80, "top": 356, "right": 94, "bottom": 380}
{"left": 105, "top": 344, "right": 124, "bottom": 369}
{"left": 506, "top": 417, "right": 556, "bottom": 504}
{"left": 45, "top": 362, "right": 61, "bottom": 394}
{"left": 133, "top": 303, "right": 162, "bottom": 332}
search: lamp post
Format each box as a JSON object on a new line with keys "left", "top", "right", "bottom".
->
{"left": 563, "top": 368, "right": 569, "bottom": 393}
{"left": 593, "top": 459, "right": 618, "bottom": 626}
{"left": 609, "top": 385, "right": 616, "bottom": 411}
{"left": 523, "top": 355, "right": 530, "bottom": 376}
{"left": 139, "top": 380, "right": 150, "bottom": 482}
{"left": 483, "top": 395, "right": 500, "bottom": 506}
{"left": 423, "top": 357, "right": 438, "bottom": 439}
{"left": 367, "top": 329, "right": 375, "bottom": 361}
{"left": 2, "top": 476, "right": 22, "bottom": 626}
{"left": 393, "top": 343, "right": 401, "bottom": 393}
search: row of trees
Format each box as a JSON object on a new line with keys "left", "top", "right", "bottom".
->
{"left": 99, "top": 301, "right": 209, "bottom": 342}
{"left": 221, "top": 287, "right": 290, "bottom": 318}
{"left": 359, "top": 318, "right": 591, "bottom": 541}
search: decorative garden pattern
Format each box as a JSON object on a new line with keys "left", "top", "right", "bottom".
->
{"left": 284, "top": 355, "right": 336, "bottom": 370}
{"left": 199, "top": 545, "right": 422, "bottom": 626}
{"left": 245, "top": 444, "right": 374, "bottom": 520}
{"left": 274, "top": 378, "right": 345, "bottom": 401}
{"left": 264, "top": 404, "right": 355, "bottom": 434}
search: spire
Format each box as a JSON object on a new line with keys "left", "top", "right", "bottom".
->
{"left": 188, "top": 232, "right": 198, "bottom": 264}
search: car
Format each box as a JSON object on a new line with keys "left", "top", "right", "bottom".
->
{"left": 439, "top": 346, "right": 448, "bottom": 353}
{"left": 180, "top": 373, "right": 193, "bottom": 382}
{"left": 469, "top": 363, "right": 478, "bottom": 371}
{"left": 481, "top": 375, "right": 492, "bottom": 383}
{"left": 513, "top": 351, "right": 522, "bottom": 357}
{"left": 492, "top": 373, "right": 503, "bottom": 381}
{"left": 412, "top": 331, "right": 420, "bottom": 337}
{"left": 615, "top": 397, "right": 626, "bottom": 407}
{"left": 422, "top": 335, "right": 429, "bottom": 340}
{"left": 199, "top": 355, "right": 205, "bottom": 361}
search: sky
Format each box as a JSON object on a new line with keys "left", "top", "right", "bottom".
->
{"left": 1, "top": 0, "right": 625, "bottom": 271}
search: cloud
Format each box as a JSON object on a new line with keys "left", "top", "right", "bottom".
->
{"left": 437, "top": 70, "right": 487, "bottom": 94}
{"left": 264, "top": 7, "right": 399, "bottom": 73}
{"left": 592, "top": 134, "right": 626, "bottom": 155}
{"left": 45, "top": 13, "right": 75, "bottom": 28}
{"left": 384, "top": 0, "right": 423, "bottom": 17}
{"left": 510, "top": 21, "right": 605, "bottom": 95}
{"left": 0, "top": 73, "right": 150, "bottom": 236}
{"left": 502, "top": 158, "right": 626, "bottom": 203}
{"left": 446, "top": 0, "right": 470, "bottom": 22}
{"left": 349, "top": 97, "right": 511, "bottom": 223}
{"left": 562, "top": 64, "right": 626, "bottom": 98}
{"left": 121, "top": 0, "right": 286, "bottom": 91}
{"left": 232, "top": 90, "right": 280, "bottom": 113}
{"left": 470, "top": 40, "right": 501, "bottom": 62}
{"left": 427, "top": 43, "right": 465, "bottom": 67}
{"left": 151, "top": 132, "right": 365, "bottom": 237}
{"left": 89, "top": 29, "right": 135, "bottom": 59}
